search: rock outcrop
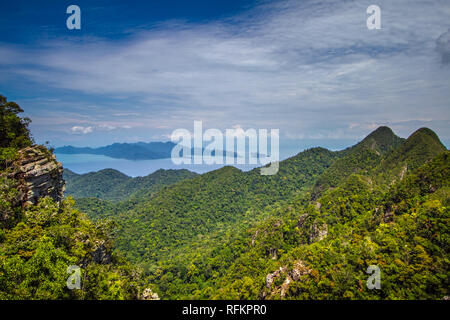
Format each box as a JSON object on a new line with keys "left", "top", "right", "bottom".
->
{"left": 265, "top": 266, "right": 287, "bottom": 289}
{"left": 11, "top": 145, "right": 65, "bottom": 207}
{"left": 297, "top": 214, "right": 328, "bottom": 243}
{"left": 262, "top": 259, "right": 312, "bottom": 299}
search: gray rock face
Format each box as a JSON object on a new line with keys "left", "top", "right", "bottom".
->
{"left": 265, "top": 266, "right": 287, "bottom": 289}
{"left": 12, "top": 146, "right": 65, "bottom": 207}
{"left": 141, "top": 288, "right": 160, "bottom": 300}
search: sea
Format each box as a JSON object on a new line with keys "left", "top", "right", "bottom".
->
{"left": 55, "top": 139, "right": 360, "bottom": 177}
{"left": 55, "top": 153, "right": 261, "bottom": 177}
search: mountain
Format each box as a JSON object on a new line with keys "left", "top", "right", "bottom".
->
{"left": 311, "top": 126, "right": 405, "bottom": 198}
{"left": 311, "top": 126, "right": 447, "bottom": 198}
{"left": 76, "top": 126, "right": 421, "bottom": 266}
{"left": 75, "top": 125, "right": 448, "bottom": 300}
{"left": 55, "top": 141, "right": 176, "bottom": 160}
{"left": 64, "top": 168, "right": 198, "bottom": 201}
{"left": 149, "top": 127, "right": 447, "bottom": 300}
{"left": 380, "top": 127, "right": 447, "bottom": 171}
{"left": 193, "top": 150, "right": 450, "bottom": 300}
{"left": 346, "top": 126, "right": 405, "bottom": 155}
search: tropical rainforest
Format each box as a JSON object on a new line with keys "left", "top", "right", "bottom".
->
{"left": 1, "top": 94, "right": 449, "bottom": 300}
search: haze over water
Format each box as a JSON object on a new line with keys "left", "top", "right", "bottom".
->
{"left": 55, "top": 138, "right": 367, "bottom": 177}
{"left": 55, "top": 153, "right": 259, "bottom": 177}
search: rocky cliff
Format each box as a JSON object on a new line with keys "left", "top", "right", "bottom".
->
{"left": 11, "top": 145, "right": 65, "bottom": 207}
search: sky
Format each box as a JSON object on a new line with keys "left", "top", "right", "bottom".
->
{"left": 1, "top": 0, "right": 449, "bottom": 150}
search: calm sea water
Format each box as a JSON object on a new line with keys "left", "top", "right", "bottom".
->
{"left": 55, "top": 139, "right": 362, "bottom": 177}
{"left": 55, "top": 153, "right": 261, "bottom": 177}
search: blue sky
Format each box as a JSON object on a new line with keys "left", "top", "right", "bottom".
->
{"left": 1, "top": 0, "right": 449, "bottom": 149}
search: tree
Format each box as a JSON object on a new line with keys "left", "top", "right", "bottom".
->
{"left": 0, "top": 94, "right": 33, "bottom": 150}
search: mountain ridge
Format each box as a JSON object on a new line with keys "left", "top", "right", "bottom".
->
{"left": 127, "top": 127, "right": 447, "bottom": 300}
{"left": 80, "top": 126, "right": 447, "bottom": 268}
{"left": 346, "top": 126, "right": 405, "bottom": 155}
{"left": 64, "top": 167, "right": 198, "bottom": 201}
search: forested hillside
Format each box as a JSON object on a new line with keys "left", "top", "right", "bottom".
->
{"left": 64, "top": 168, "right": 197, "bottom": 201}
{"left": 141, "top": 129, "right": 449, "bottom": 299}
{"left": 80, "top": 147, "right": 338, "bottom": 265}
{"left": 76, "top": 124, "right": 448, "bottom": 300}
{"left": 0, "top": 96, "right": 150, "bottom": 299}
{"left": 312, "top": 126, "right": 405, "bottom": 197}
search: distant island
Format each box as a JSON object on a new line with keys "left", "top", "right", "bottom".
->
{"left": 55, "top": 141, "right": 176, "bottom": 160}
{"left": 55, "top": 141, "right": 247, "bottom": 161}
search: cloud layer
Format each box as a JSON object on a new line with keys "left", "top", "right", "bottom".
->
{"left": 1, "top": 0, "right": 449, "bottom": 147}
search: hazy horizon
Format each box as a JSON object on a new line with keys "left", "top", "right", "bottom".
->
{"left": 55, "top": 127, "right": 449, "bottom": 177}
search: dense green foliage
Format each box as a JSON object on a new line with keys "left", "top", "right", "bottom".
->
{"left": 64, "top": 168, "right": 198, "bottom": 201}
{"left": 0, "top": 197, "right": 147, "bottom": 299}
{"left": 76, "top": 125, "right": 448, "bottom": 300}
{"left": 312, "top": 126, "right": 446, "bottom": 198}
{"left": 0, "top": 96, "right": 147, "bottom": 299}
{"left": 81, "top": 147, "right": 337, "bottom": 267}
{"left": 312, "top": 126, "right": 405, "bottom": 197}
{"left": 1, "top": 94, "right": 448, "bottom": 300}
{"left": 142, "top": 145, "right": 449, "bottom": 300}
{"left": 0, "top": 95, "right": 33, "bottom": 165}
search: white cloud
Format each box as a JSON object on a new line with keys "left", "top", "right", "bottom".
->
{"left": 71, "top": 126, "right": 93, "bottom": 134}
{"left": 70, "top": 123, "right": 133, "bottom": 134}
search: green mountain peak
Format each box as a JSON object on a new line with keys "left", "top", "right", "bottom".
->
{"left": 357, "top": 126, "right": 404, "bottom": 154}
{"left": 386, "top": 127, "right": 447, "bottom": 170}
{"left": 406, "top": 127, "right": 446, "bottom": 149}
